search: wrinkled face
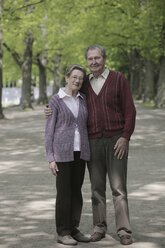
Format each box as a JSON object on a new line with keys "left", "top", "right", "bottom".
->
{"left": 86, "top": 48, "right": 106, "bottom": 77}
{"left": 65, "top": 69, "right": 84, "bottom": 92}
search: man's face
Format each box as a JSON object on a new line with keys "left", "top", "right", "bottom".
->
{"left": 86, "top": 48, "right": 106, "bottom": 77}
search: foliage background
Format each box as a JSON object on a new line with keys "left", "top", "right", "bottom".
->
{"left": 0, "top": 0, "right": 165, "bottom": 114}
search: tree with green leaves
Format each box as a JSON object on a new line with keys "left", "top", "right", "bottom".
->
{"left": 1, "top": 0, "right": 165, "bottom": 114}
{"left": 3, "top": 0, "right": 46, "bottom": 109}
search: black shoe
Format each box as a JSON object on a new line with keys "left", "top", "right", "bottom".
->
{"left": 90, "top": 232, "right": 105, "bottom": 242}
{"left": 72, "top": 231, "right": 90, "bottom": 242}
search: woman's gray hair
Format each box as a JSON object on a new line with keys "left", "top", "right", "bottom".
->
{"left": 85, "top": 44, "right": 106, "bottom": 60}
{"left": 65, "top": 64, "right": 86, "bottom": 79}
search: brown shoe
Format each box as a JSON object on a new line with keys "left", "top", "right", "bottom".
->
{"left": 90, "top": 232, "right": 105, "bottom": 242}
{"left": 120, "top": 235, "right": 133, "bottom": 245}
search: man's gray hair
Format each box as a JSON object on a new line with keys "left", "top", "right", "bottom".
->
{"left": 85, "top": 44, "right": 106, "bottom": 60}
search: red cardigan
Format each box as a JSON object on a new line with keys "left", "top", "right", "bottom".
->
{"left": 81, "top": 70, "right": 136, "bottom": 140}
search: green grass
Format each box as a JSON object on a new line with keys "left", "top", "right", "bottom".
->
{"left": 140, "top": 101, "right": 155, "bottom": 108}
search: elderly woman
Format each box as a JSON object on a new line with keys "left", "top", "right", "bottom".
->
{"left": 45, "top": 64, "right": 90, "bottom": 246}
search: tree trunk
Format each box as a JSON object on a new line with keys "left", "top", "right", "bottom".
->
{"left": 129, "top": 49, "right": 140, "bottom": 95}
{"left": 155, "top": 56, "right": 165, "bottom": 107}
{"left": 0, "top": 0, "right": 4, "bottom": 119}
{"left": 20, "top": 33, "right": 33, "bottom": 109}
{"left": 53, "top": 55, "right": 61, "bottom": 94}
{"left": 143, "top": 59, "right": 155, "bottom": 102}
{"left": 137, "top": 55, "right": 145, "bottom": 100}
{"left": 37, "top": 54, "right": 48, "bottom": 104}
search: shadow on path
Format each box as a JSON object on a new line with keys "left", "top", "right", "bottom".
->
{"left": 0, "top": 104, "right": 164, "bottom": 248}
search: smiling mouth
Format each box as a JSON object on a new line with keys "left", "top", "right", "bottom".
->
{"left": 91, "top": 65, "right": 99, "bottom": 68}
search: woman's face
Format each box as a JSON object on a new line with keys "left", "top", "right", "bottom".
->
{"left": 65, "top": 69, "right": 84, "bottom": 93}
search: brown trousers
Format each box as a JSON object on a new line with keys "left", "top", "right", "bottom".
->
{"left": 56, "top": 152, "right": 85, "bottom": 236}
{"left": 87, "top": 135, "right": 132, "bottom": 237}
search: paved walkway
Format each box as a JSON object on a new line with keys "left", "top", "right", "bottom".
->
{"left": 0, "top": 104, "right": 164, "bottom": 248}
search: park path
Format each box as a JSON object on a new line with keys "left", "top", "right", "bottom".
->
{"left": 0, "top": 103, "right": 164, "bottom": 248}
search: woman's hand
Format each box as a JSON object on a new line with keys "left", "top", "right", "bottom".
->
{"left": 49, "top": 161, "right": 59, "bottom": 176}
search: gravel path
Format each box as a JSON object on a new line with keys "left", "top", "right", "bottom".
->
{"left": 0, "top": 104, "right": 164, "bottom": 248}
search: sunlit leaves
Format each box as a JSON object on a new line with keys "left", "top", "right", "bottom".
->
{"left": 1, "top": 0, "right": 165, "bottom": 83}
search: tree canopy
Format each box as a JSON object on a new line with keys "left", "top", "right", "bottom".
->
{"left": 0, "top": 0, "right": 165, "bottom": 116}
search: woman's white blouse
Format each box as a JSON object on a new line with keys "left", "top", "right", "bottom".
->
{"left": 58, "top": 88, "right": 82, "bottom": 151}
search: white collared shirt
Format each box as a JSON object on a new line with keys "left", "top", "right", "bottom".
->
{"left": 58, "top": 88, "right": 82, "bottom": 151}
{"left": 89, "top": 68, "right": 110, "bottom": 95}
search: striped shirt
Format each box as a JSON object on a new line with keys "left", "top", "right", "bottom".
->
{"left": 89, "top": 68, "right": 109, "bottom": 95}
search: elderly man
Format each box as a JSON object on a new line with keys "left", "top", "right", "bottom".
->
{"left": 45, "top": 45, "right": 136, "bottom": 245}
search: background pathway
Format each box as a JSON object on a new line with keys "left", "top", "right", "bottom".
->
{"left": 0, "top": 103, "right": 164, "bottom": 248}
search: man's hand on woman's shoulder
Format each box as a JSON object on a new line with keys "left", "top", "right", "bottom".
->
{"left": 45, "top": 104, "right": 53, "bottom": 117}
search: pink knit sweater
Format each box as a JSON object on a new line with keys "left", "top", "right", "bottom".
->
{"left": 45, "top": 93, "right": 90, "bottom": 162}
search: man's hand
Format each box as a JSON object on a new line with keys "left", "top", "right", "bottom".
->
{"left": 114, "top": 137, "right": 129, "bottom": 160}
{"left": 49, "top": 161, "right": 59, "bottom": 176}
{"left": 45, "top": 104, "right": 53, "bottom": 117}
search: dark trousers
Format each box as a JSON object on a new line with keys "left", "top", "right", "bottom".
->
{"left": 56, "top": 152, "right": 85, "bottom": 236}
{"left": 87, "top": 135, "right": 132, "bottom": 237}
